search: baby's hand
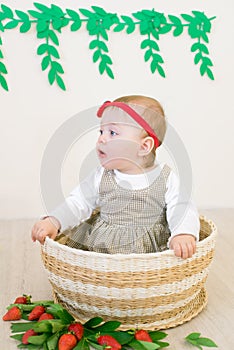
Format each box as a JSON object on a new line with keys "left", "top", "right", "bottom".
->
{"left": 31, "top": 217, "right": 61, "bottom": 244}
{"left": 169, "top": 234, "right": 196, "bottom": 259}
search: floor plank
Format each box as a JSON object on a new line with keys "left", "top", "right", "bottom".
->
{"left": 1, "top": 210, "right": 234, "bottom": 349}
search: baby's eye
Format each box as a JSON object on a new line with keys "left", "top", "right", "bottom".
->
{"left": 99, "top": 129, "right": 103, "bottom": 135}
{"left": 110, "top": 130, "right": 118, "bottom": 136}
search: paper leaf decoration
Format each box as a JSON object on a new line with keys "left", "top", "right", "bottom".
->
{"left": 0, "top": 4, "right": 216, "bottom": 91}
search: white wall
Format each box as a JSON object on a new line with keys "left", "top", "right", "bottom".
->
{"left": 1, "top": 0, "right": 234, "bottom": 219}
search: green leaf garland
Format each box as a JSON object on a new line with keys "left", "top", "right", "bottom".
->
{"left": 0, "top": 3, "right": 216, "bottom": 91}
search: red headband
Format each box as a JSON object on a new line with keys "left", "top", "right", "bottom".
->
{"left": 97, "top": 101, "right": 160, "bottom": 148}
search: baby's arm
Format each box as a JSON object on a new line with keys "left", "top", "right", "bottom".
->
{"left": 169, "top": 234, "right": 196, "bottom": 259}
{"left": 31, "top": 167, "right": 102, "bottom": 244}
{"left": 165, "top": 169, "right": 200, "bottom": 259}
{"left": 31, "top": 216, "right": 61, "bottom": 244}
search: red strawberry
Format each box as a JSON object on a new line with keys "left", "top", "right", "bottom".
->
{"left": 28, "top": 305, "right": 45, "bottom": 320}
{"left": 97, "top": 335, "right": 122, "bottom": 349}
{"left": 22, "top": 329, "right": 38, "bottom": 345}
{"left": 38, "top": 312, "right": 54, "bottom": 321}
{"left": 68, "top": 322, "right": 84, "bottom": 340}
{"left": 2, "top": 306, "right": 22, "bottom": 321}
{"left": 14, "top": 294, "right": 31, "bottom": 304}
{"left": 134, "top": 329, "right": 152, "bottom": 342}
{"left": 58, "top": 333, "right": 78, "bottom": 350}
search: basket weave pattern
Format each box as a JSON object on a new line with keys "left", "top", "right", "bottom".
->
{"left": 41, "top": 216, "right": 217, "bottom": 329}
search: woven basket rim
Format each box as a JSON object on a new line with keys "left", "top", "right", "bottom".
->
{"left": 43, "top": 215, "right": 217, "bottom": 260}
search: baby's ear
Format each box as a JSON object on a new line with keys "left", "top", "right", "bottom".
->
{"left": 138, "top": 136, "right": 154, "bottom": 157}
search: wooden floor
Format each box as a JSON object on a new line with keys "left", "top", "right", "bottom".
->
{"left": 1, "top": 209, "right": 234, "bottom": 349}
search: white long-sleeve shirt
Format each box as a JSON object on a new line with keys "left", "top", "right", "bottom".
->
{"left": 49, "top": 163, "right": 200, "bottom": 241}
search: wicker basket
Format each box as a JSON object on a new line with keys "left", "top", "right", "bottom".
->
{"left": 41, "top": 216, "right": 217, "bottom": 330}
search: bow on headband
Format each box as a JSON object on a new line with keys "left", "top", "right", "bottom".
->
{"left": 97, "top": 101, "right": 160, "bottom": 148}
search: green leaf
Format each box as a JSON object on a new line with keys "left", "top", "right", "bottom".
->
{"left": 28, "top": 333, "right": 51, "bottom": 345}
{"left": 48, "top": 68, "right": 56, "bottom": 84}
{"left": 149, "top": 331, "right": 168, "bottom": 341}
{"left": 51, "top": 4, "right": 64, "bottom": 17}
{"left": 87, "top": 342, "right": 103, "bottom": 350}
{"left": 173, "top": 25, "right": 183, "bottom": 36}
{"left": 1, "top": 4, "right": 13, "bottom": 18}
{"left": 66, "top": 8, "right": 80, "bottom": 20}
{"left": 36, "top": 20, "right": 48, "bottom": 33}
{"left": 47, "top": 45, "right": 60, "bottom": 58}
{"left": 191, "top": 42, "right": 209, "bottom": 54}
{"left": 121, "top": 15, "right": 135, "bottom": 34}
{"left": 168, "top": 15, "right": 182, "bottom": 26}
{"left": 93, "top": 50, "right": 101, "bottom": 62}
{"left": 97, "top": 41, "right": 109, "bottom": 52}
{"left": 138, "top": 341, "right": 160, "bottom": 349}
{"left": 101, "top": 331, "right": 133, "bottom": 345}
{"left": 101, "top": 54, "right": 112, "bottom": 65}
{"left": 199, "top": 63, "right": 206, "bottom": 77}
{"left": 52, "top": 61, "right": 64, "bottom": 73}
{"left": 0, "top": 61, "right": 7, "bottom": 73}
{"left": 132, "top": 11, "right": 147, "bottom": 21}
{"left": 46, "top": 331, "right": 62, "bottom": 350}
{"left": 74, "top": 337, "right": 90, "bottom": 350}
{"left": 56, "top": 74, "right": 66, "bottom": 90}
{"left": 10, "top": 333, "right": 23, "bottom": 341}
{"left": 196, "top": 337, "right": 218, "bottom": 347}
{"left": 206, "top": 67, "right": 214, "bottom": 80}
{"left": 91, "top": 6, "right": 107, "bottom": 16}
{"left": 186, "top": 333, "right": 201, "bottom": 340}
{"left": 140, "top": 21, "right": 150, "bottom": 35}
{"left": 105, "top": 65, "right": 114, "bottom": 79}
{"left": 4, "top": 20, "right": 18, "bottom": 29}
{"left": 71, "top": 21, "right": 82, "bottom": 31}
{"left": 0, "top": 75, "right": 8, "bottom": 91}
{"left": 37, "top": 43, "right": 48, "bottom": 55}
{"left": 28, "top": 10, "right": 48, "bottom": 19}
{"left": 11, "top": 321, "right": 37, "bottom": 333}
{"left": 157, "top": 64, "right": 166, "bottom": 77}
{"left": 87, "top": 18, "right": 98, "bottom": 33}
{"left": 94, "top": 320, "right": 121, "bottom": 332}
{"left": 79, "top": 8, "right": 95, "bottom": 18}
{"left": 52, "top": 18, "right": 62, "bottom": 31}
{"left": 15, "top": 10, "right": 29, "bottom": 21}
{"left": 48, "top": 30, "right": 59, "bottom": 45}
{"left": 128, "top": 339, "right": 150, "bottom": 350}
{"left": 144, "top": 49, "right": 152, "bottom": 62}
{"left": 202, "top": 56, "right": 213, "bottom": 66}
{"left": 34, "top": 3, "right": 51, "bottom": 15}
{"left": 158, "top": 24, "right": 172, "bottom": 34}
{"left": 154, "top": 340, "right": 170, "bottom": 348}
{"left": 33, "top": 320, "right": 52, "bottom": 333}
{"left": 194, "top": 52, "right": 202, "bottom": 64}
{"left": 201, "top": 32, "right": 209, "bottom": 43}
{"left": 84, "top": 316, "right": 103, "bottom": 328}
{"left": 113, "top": 23, "right": 125, "bottom": 32}
{"left": 98, "top": 27, "right": 108, "bottom": 40}
{"left": 141, "top": 39, "right": 151, "bottom": 49}
{"left": 149, "top": 40, "right": 160, "bottom": 51}
{"left": 185, "top": 333, "right": 218, "bottom": 349}
{"left": 20, "top": 21, "right": 31, "bottom": 33}
{"left": 41, "top": 55, "right": 50, "bottom": 70}
{"left": 181, "top": 14, "right": 195, "bottom": 22}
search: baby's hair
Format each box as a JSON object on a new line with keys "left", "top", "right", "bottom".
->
{"left": 113, "top": 95, "right": 167, "bottom": 167}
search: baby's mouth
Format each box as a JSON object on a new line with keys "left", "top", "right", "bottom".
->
{"left": 98, "top": 149, "right": 106, "bottom": 158}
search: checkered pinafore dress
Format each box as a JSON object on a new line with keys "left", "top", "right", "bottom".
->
{"left": 66, "top": 165, "right": 171, "bottom": 254}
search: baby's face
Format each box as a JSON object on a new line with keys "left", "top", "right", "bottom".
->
{"left": 96, "top": 109, "right": 145, "bottom": 174}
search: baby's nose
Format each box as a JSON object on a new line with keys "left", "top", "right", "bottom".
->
{"left": 98, "top": 133, "right": 107, "bottom": 144}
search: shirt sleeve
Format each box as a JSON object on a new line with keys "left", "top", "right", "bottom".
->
{"left": 165, "top": 170, "right": 200, "bottom": 243}
{"left": 48, "top": 167, "right": 103, "bottom": 232}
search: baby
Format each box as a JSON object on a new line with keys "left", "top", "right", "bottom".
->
{"left": 31, "top": 95, "right": 200, "bottom": 259}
